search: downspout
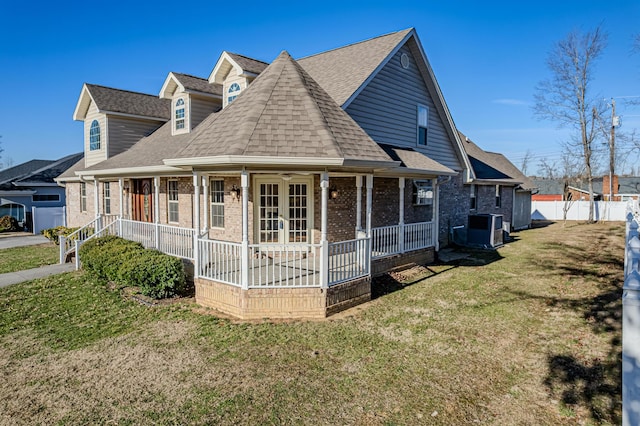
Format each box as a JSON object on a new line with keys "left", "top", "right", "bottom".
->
{"left": 433, "top": 175, "right": 452, "bottom": 252}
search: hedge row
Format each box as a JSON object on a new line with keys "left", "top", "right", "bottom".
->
{"left": 78, "top": 235, "right": 186, "bottom": 299}
{"left": 41, "top": 226, "right": 87, "bottom": 245}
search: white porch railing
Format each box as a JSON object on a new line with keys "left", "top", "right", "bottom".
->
{"left": 328, "top": 237, "right": 370, "bottom": 285}
{"left": 371, "top": 221, "right": 435, "bottom": 259}
{"left": 116, "top": 219, "right": 195, "bottom": 260}
{"left": 248, "top": 243, "right": 322, "bottom": 288}
{"left": 119, "top": 219, "right": 156, "bottom": 249}
{"left": 198, "top": 239, "right": 242, "bottom": 286}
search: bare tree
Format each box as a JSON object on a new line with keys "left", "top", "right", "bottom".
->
{"left": 520, "top": 149, "right": 533, "bottom": 175}
{"left": 536, "top": 157, "right": 557, "bottom": 179}
{"left": 534, "top": 26, "right": 608, "bottom": 222}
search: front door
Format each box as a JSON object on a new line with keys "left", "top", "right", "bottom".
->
{"left": 255, "top": 177, "right": 313, "bottom": 244}
{"left": 132, "top": 179, "right": 153, "bottom": 223}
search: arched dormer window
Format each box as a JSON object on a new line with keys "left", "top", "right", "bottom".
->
{"left": 175, "top": 98, "right": 185, "bottom": 130}
{"left": 227, "top": 83, "right": 241, "bottom": 104}
{"left": 89, "top": 120, "right": 101, "bottom": 150}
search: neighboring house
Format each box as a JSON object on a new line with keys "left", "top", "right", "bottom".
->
{"left": 0, "top": 153, "right": 83, "bottom": 231}
{"left": 58, "top": 28, "right": 513, "bottom": 319}
{"left": 459, "top": 132, "right": 536, "bottom": 231}
{"left": 532, "top": 177, "right": 606, "bottom": 202}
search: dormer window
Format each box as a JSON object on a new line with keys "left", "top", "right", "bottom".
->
{"left": 228, "top": 83, "right": 241, "bottom": 104}
{"left": 175, "top": 98, "right": 185, "bottom": 130}
{"left": 89, "top": 120, "right": 101, "bottom": 150}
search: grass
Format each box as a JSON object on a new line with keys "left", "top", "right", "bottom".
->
{"left": 0, "top": 221, "right": 623, "bottom": 425}
{"left": 0, "top": 243, "right": 59, "bottom": 274}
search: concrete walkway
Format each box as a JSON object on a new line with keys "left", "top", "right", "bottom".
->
{"left": 0, "top": 263, "right": 75, "bottom": 288}
{"left": 0, "top": 234, "right": 74, "bottom": 288}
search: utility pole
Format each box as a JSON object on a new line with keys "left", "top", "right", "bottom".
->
{"left": 609, "top": 98, "right": 618, "bottom": 201}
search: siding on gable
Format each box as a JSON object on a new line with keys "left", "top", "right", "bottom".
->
{"left": 84, "top": 102, "right": 107, "bottom": 168}
{"left": 107, "top": 116, "right": 164, "bottom": 158}
{"left": 346, "top": 44, "right": 462, "bottom": 171}
{"left": 191, "top": 96, "right": 221, "bottom": 129}
{"left": 223, "top": 68, "right": 247, "bottom": 108}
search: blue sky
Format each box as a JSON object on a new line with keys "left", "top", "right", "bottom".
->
{"left": 1, "top": 1, "right": 638, "bottom": 175}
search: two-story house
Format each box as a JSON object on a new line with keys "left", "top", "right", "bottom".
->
{"left": 58, "top": 28, "right": 512, "bottom": 319}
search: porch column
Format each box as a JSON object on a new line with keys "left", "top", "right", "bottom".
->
{"left": 366, "top": 174, "right": 373, "bottom": 238}
{"left": 320, "top": 172, "right": 329, "bottom": 289}
{"left": 154, "top": 176, "right": 160, "bottom": 249}
{"left": 241, "top": 170, "right": 249, "bottom": 290}
{"left": 193, "top": 173, "right": 201, "bottom": 279}
{"left": 399, "top": 177, "right": 405, "bottom": 253}
{"left": 434, "top": 178, "right": 440, "bottom": 251}
{"left": 356, "top": 175, "right": 363, "bottom": 237}
{"left": 202, "top": 176, "right": 209, "bottom": 234}
{"left": 118, "top": 178, "right": 124, "bottom": 237}
{"left": 94, "top": 178, "right": 100, "bottom": 220}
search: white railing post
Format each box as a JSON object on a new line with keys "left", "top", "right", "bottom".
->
{"left": 320, "top": 172, "right": 330, "bottom": 289}
{"left": 399, "top": 177, "right": 405, "bottom": 253}
{"left": 356, "top": 175, "right": 363, "bottom": 238}
{"left": 193, "top": 173, "right": 201, "bottom": 280}
{"left": 59, "top": 235, "right": 66, "bottom": 264}
{"left": 75, "top": 240, "right": 81, "bottom": 270}
{"left": 154, "top": 177, "right": 160, "bottom": 249}
{"left": 241, "top": 170, "right": 249, "bottom": 290}
{"left": 202, "top": 176, "right": 209, "bottom": 234}
{"left": 366, "top": 175, "right": 373, "bottom": 238}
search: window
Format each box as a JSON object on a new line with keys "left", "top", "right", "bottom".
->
{"left": 168, "top": 180, "right": 179, "bottom": 223}
{"left": 417, "top": 104, "right": 428, "bottom": 146}
{"left": 103, "top": 182, "right": 111, "bottom": 214}
{"left": 495, "top": 185, "right": 502, "bottom": 208}
{"left": 89, "top": 120, "right": 101, "bottom": 150}
{"left": 32, "top": 194, "right": 60, "bottom": 202}
{"left": 470, "top": 184, "right": 477, "bottom": 210}
{"left": 413, "top": 180, "right": 433, "bottom": 205}
{"left": 210, "top": 179, "right": 224, "bottom": 228}
{"left": 227, "top": 83, "right": 241, "bottom": 104}
{"left": 175, "top": 98, "right": 185, "bottom": 130}
{"left": 80, "top": 182, "right": 87, "bottom": 212}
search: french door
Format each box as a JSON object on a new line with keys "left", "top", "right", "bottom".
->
{"left": 255, "top": 177, "right": 313, "bottom": 244}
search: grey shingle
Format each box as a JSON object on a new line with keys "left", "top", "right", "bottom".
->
{"left": 15, "top": 153, "right": 84, "bottom": 184}
{"left": 172, "top": 73, "right": 222, "bottom": 96}
{"left": 226, "top": 53, "right": 269, "bottom": 75}
{"left": 298, "top": 29, "right": 413, "bottom": 106}
{"left": 170, "top": 51, "right": 393, "bottom": 165}
{"left": 86, "top": 84, "right": 170, "bottom": 120}
{"left": 379, "top": 144, "right": 455, "bottom": 175}
{"left": 0, "top": 160, "right": 54, "bottom": 186}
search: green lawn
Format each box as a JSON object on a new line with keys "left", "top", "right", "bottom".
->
{"left": 0, "top": 243, "right": 59, "bottom": 274}
{"left": 0, "top": 222, "right": 622, "bottom": 425}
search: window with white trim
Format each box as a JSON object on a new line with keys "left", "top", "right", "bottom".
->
{"left": 495, "top": 185, "right": 502, "bottom": 208}
{"left": 175, "top": 98, "right": 185, "bottom": 130}
{"left": 168, "top": 180, "right": 179, "bottom": 223}
{"left": 417, "top": 104, "right": 428, "bottom": 146}
{"left": 470, "top": 184, "right": 478, "bottom": 210}
{"left": 210, "top": 179, "right": 224, "bottom": 228}
{"left": 413, "top": 180, "right": 433, "bottom": 205}
{"left": 80, "top": 182, "right": 87, "bottom": 212}
{"left": 227, "top": 83, "right": 241, "bottom": 104}
{"left": 103, "top": 182, "right": 111, "bottom": 214}
{"left": 89, "top": 120, "right": 101, "bottom": 150}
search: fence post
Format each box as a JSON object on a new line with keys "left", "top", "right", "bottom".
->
{"left": 59, "top": 236, "right": 66, "bottom": 264}
{"left": 623, "top": 268, "right": 640, "bottom": 425}
{"left": 75, "top": 240, "right": 81, "bottom": 270}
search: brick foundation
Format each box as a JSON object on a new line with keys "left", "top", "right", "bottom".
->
{"left": 371, "top": 247, "right": 435, "bottom": 276}
{"left": 195, "top": 276, "right": 371, "bottom": 320}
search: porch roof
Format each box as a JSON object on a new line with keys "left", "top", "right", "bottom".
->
{"left": 165, "top": 51, "right": 397, "bottom": 170}
{"left": 378, "top": 144, "right": 456, "bottom": 177}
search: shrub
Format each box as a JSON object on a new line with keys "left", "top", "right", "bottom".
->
{"left": 41, "top": 226, "right": 89, "bottom": 245}
{"left": 0, "top": 215, "right": 20, "bottom": 232}
{"left": 79, "top": 235, "right": 185, "bottom": 299}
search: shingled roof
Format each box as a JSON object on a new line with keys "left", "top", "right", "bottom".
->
{"left": 166, "top": 51, "right": 395, "bottom": 168}
{"left": 298, "top": 29, "right": 412, "bottom": 106}
{"left": 78, "top": 84, "right": 170, "bottom": 120}
{"left": 226, "top": 53, "right": 269, "bottom": 75}
{"left": 0, "top": 160, "right": 54, "bottom": 186}
{"left": 171, "top": 73, "right": 222, "bottom": 96}
{"left": 378, "top": 144, "right": 455, "bottom": 176}
{"left": 460, "top": 132, "right": 536, "bottom": 191}
{"left": 13, "top": 153, "right": 84, "bottom": 185}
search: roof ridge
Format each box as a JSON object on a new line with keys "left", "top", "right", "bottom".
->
{"left": 86, "top": 83, "right": 161, "bottom": 99}
{"left": 227, "top": 52, "right": 269, "bottom": 65}
{"left": 172, "top": 72, "right": 209, "bottom": 81}
{"left": 298, "top": 28, "right": 413, "bottom": 60}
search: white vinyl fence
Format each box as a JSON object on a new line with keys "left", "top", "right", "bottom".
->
{"left": 532, "top": 200, "right": 631, "bottom": 221}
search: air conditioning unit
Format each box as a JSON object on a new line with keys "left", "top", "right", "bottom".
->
{"left": 467, "top": 214, "right": 504, "bottom": 248}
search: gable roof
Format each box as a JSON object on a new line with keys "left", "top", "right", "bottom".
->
{"left": 160, "top": 72, "right": 222, "bottom": 99}
{"left": 208, "top": 51, "right": 270, "bottom": 84}
{"left": 298, "top": 29, "right": 412, "bottom": 107}
{"left": 1, "top": 153, "right": 83, "bottom": 189}
{"left": 166, "top": 51, "right": 395, "bottom": 169}
{"left": 0, "top": 160, "right": 54, "bottom": 186}
{"left": 378, "top": 144, "right": 456, "bottom": 176}
{"left": 73, "top": 84, "right": 171, "bottom": 121}
{"left": 460, "top": 132, "right": 536, "bottom": 191}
